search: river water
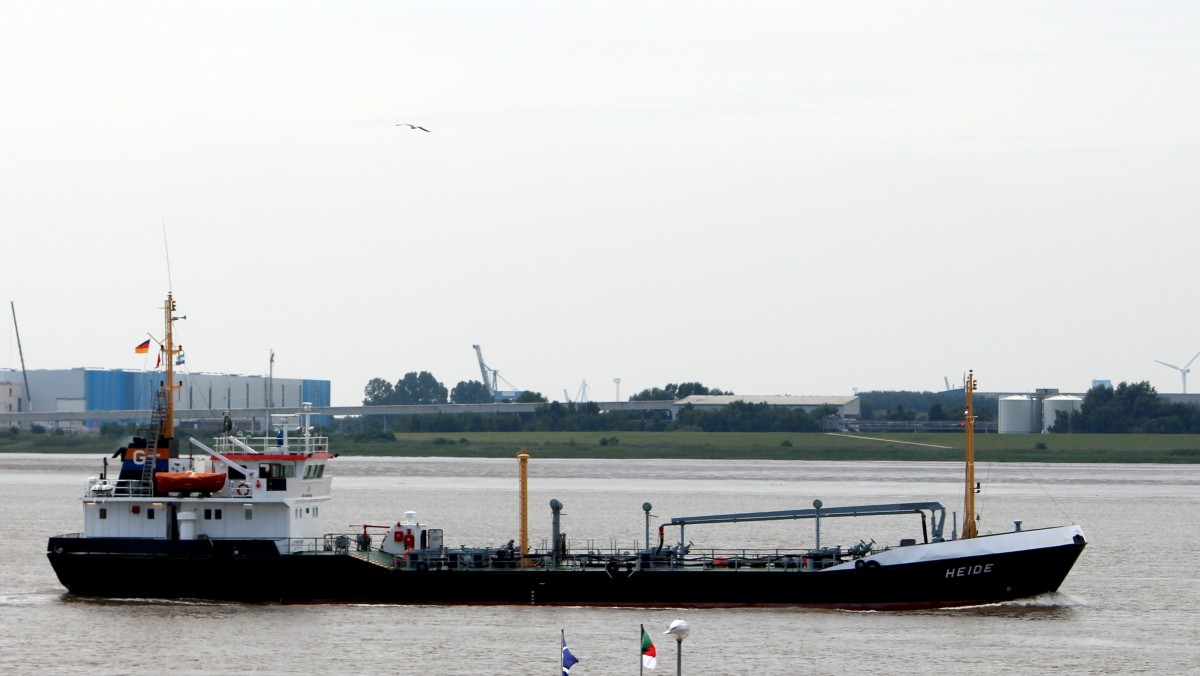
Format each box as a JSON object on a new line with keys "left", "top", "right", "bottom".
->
{"left": 1, "top": 454, "right": 1197, "bottom": 675}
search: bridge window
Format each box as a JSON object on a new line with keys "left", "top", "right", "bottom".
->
{"left": 99, "top": 508, "right": 107, "bottom": 519}
{"left": 147, "top": 508, "right": 155, "bottom": 520}
{"left": 244, "top": 508, "right": 253, "bottom": 520}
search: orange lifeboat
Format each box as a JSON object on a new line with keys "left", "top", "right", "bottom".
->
{"left": 155, "top": 471, "right": 227, "bottom": 493}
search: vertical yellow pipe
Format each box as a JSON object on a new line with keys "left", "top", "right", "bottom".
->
{"left": 963, "top": 371, "right": 978, "bottom": 539}
{"left": 517, "top": 448, "right": 530, "bottom": 558}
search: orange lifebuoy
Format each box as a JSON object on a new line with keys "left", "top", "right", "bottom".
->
{"left": 235, "top": 482, "right": 251, "bottom": 497}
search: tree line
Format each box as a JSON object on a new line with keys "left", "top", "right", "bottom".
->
{"left": 1051, "top": 381, "right": 1200, "bottom": 433}
{"left": 350, "top": 399, "right": 835, "bottom": 435}
{"left": 363, "top": 372, "right": 549, "bottom": 406}
{"left": 358, "top": 373, "right": 1199, "bottom": 434}
{"left": 362, "top": 374, "right": 732, "bottom": 407}
{"left": 357, "top": 375, "right": 830, "bottom": 433}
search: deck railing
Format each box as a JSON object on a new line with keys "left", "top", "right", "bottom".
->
{"left": 212, "top": 434, "right": 331, "bottom": 456}
{"left": 84, "top": 477, "right": 152, "bottom": 498}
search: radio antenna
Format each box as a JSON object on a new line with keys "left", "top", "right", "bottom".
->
{"left": 162, "top": 218, "right": 174, "bottom": 292}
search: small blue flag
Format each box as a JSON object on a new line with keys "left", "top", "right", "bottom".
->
{"left": 561, "top": 631, "right": 579, "bottom": 675}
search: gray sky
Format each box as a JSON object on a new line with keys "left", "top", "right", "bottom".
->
{"left": 3, "top": 2, "right": 1198, "bottom": 406}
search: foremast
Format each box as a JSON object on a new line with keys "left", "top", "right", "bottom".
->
{"left": 134, "top": 293, "right": 183, "bottom": 494}
{"left": 962, "top": 370, "right": 978, "bottom": 539}
{"left": 161, "top": 293, "right": 180, "bottom": 442}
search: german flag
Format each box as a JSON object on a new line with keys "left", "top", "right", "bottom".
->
{"left": 135, "top": 339, "right": 151, "bottom": 354}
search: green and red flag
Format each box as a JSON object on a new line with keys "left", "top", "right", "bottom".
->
{"left": 641, "top": 625, "right": 657, "bottom": 671}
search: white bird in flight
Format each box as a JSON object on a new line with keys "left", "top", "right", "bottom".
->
{"left": 396, "top": 123, "right": 430, "bottom": 132}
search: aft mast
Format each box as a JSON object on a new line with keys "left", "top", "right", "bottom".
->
{"left": 517, "top": 449, "right": 530, "bottom": 560}
{"left": 962, "top": 370, "right": 978, "bottom": 539}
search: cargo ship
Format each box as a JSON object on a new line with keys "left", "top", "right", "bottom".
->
{"left": 46, "top": 295, "right": 1085, "bottom": 609}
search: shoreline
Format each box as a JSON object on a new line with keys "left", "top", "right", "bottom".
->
{"left": 5, "top": 431, "right": 1200, "bottom": 463}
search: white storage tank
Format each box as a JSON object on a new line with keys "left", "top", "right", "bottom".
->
{"left": 999, "top": 395, "right": 1036, "bottom": 434}
{"left": 1042, "top": 395, "right": 1082, "bottom": 432}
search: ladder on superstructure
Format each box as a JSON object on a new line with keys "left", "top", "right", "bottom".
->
{"left": 137, "top": 390, "right": 168, "bottom": 497}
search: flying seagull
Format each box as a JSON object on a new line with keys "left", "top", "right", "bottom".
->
{"left": 396, "top": 123, "right": 430, "bottom": 132}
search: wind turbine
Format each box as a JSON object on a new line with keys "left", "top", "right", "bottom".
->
{"left": 1155, "top": 351, "right": 1200, "bottom": 393}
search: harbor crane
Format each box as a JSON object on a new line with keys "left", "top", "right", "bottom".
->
{"left": 472, "top": 344, "right": 497, "bottom": 398}
{"left": 472, "top": 345, "right": 524, "bottom": 402}
{"left": 563, "top": 380, "right": 588, "bottom": 404}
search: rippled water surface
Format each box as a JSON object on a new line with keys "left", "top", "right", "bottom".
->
{"left": 2, "top": 454, "right": 1197, "bottom": 674}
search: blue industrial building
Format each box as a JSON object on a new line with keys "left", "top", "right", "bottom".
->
{"left": 0, "top": 368, "right": 331, "bottom": 430}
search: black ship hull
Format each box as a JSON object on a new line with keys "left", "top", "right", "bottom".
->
{"left": 47, "top": 534, "right": 1085, "bottom": 610}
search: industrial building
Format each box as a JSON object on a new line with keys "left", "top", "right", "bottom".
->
{"left": 2, "top": 380, "right": 25, "bottom": 414}
{"left": 997, "top": 390, "right": 1084, "bottom": 434}
{"left": 0, "top": 368, "right": 330, "bottom": 431}
{"left": 996, "top": 388, "right": 1200, "bottom": 433}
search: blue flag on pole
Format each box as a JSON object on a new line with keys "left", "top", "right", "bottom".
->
{"left": 561, "top": 631, "right": 579, "bottom": 675}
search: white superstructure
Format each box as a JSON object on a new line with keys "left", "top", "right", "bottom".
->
{"left": 81, "top": 407, "right": 333, "bottom": 554}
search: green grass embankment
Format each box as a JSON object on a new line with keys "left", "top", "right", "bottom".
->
{"left": 5, "top": 431, "right": 1200, "bottom": 462}
{"left": 342, "top": 431, "right": 1200, "bottom": 462}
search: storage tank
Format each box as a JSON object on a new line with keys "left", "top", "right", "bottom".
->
{"left": 998, "top": 395, "right": 1036, "bottom": 434}
{"left": 1041, "top": 395, "right": 1082, "bottom": 432}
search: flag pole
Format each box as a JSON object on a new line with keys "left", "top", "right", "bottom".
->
{"left": 560, "top": 629, "right": 578, "bottom": 676}
{"left": 639, "top": 624, "right": 644, "bottom": 676}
